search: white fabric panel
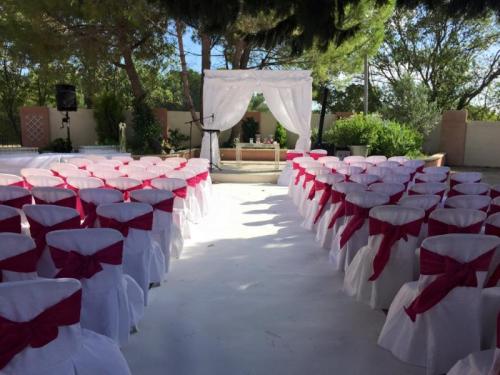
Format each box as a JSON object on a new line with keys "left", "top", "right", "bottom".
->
{"left": 201, "top": 69, "right": 312, "bottom": 165}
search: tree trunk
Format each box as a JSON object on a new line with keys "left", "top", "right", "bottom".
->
{"left": 200, "top": 32, "right": 212, "bottom": 122}
{"left": 228, "top": 39, "right": 249, "bottom": 145}
{"left": 122, "top": 48, "right": 147, "bottom": 101}
{"left": 175, "top": 20, "right": 198, "bottom": 126}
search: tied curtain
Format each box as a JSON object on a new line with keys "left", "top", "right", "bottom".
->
{"left": 200, "top": 70, "right": 313, "bottom": 165}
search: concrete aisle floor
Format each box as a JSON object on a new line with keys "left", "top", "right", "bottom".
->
{"left": 122, "top": 183, "right": 424, "bottom": 375}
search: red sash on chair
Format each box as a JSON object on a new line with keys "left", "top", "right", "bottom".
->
{"left": 0, "top": 289, "right": 82, "bottom": 370}
{"left": 302, "top": 172, "right": 315, "bottom": 189}
{"left": 186, "top": 176, "right": 199, "bottom": 187}
{"left": 489, "top": 203, "right": 500, "bottom": 216}
{"left": 49, "top": 241, "right": 123, "bottom": 279}
{"left": 339, "top": 202, "right": 371, "bottom": 249}
{"left": 388, "top": 191, "right": 404, "bottom": 205}
{"left": 368, "top": 217, "right": 423, "bottom": 281}
{"left": 313, "top": 181, "right": 332, "bottom": 224}
{"left": 27, "top": 216, "right": 81, "bottom": 256}
{"left": 173, "top": 186, "right": 187, "bottom": 199}
{"left": 198, "top": 171, "right": 209, "bottom": 181}
{"left": 0, "top": 248, "right": 38, "bottom": 281}
{"left": 309, "top": 152, "right": 322, "bottom": 160}
{"left": 66, "top": 184, "right": 85, "bottom": 218}
{"left": 308, "top": 178, "right": 322, "bottom": 200}
{"left": 404, "top": 247, "right": 494, "bottom": 321}
{"left": 81, "top": 200, "right": 98, "bottom": 228}
{"left": 0, "top": 194, "right": 32, "bottom": 209}
{"left": 421, "top": 204, "right": 438, "bottom": 223}
{"left": 491, "top": 189, "right": 500, "bottom": 199}
{"left": 7, "top": 181, "right": 25, "bottom": 188}
{"left": 98, "top": 212, "right": 153, "bottom": 237}
{"left": 294, "top": 166, "right": 305, "bottom": 185}
{"left": 327, "top": 191, "right": 347, "bottom": 229}
{"left": 287, "top": 152, "right": 303, "bottom": 161}
{"left": 107, "top": 185, "right": 142, "bottom": 200}
{"left": 427, "top": 218, "right": 483, "bottom": 236}
{"left": 131, "top": 197, "right": 174, "bottom": 213}
{"left": 34, "top": 196, "right": 77, "bottom": 209}
{"left": 0, "top": 215, "right": 21, "bottom": 234}
{"left": 450, "top": 178, "right": 481, "bottom": 188}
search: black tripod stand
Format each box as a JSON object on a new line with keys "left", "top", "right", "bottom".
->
{"left": 201, "top": 128, "right": 221, "bottom": 172}
{"left": 184, "top": 114, "right": 215, "bottom": 159}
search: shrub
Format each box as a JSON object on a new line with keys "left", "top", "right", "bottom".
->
{"left": 39, "top": 137, "right": 72, "bottom": 153}
{"left": 326, "top": 113, "right": 378, "bottom": 147}
{"left": 274, "top": 122, "right": 287, "bottom": 148}
{"left": 241, "top": 117, "right": 259, "bottom": 142}
{"left": 130, "top": 98, "right": 162, "bottom": 154}
{"left": 370, "top": 120, "right": 423, "bottom": 157}
{"left": 164, "top": 128, "right": 189, "bottom": 153}
{"left": 93, "top": 92, "right": 125, "bottom": 145}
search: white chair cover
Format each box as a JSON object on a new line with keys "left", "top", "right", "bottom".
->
{"left": 389, "top": 156, "right": 410, "bottom": 164}
{"left": 450, "top": 172, "right": 482, "bottom": 187}
{"left": 151, "top": 177, "right": 191, "bottom": 246}
{"left": 393, "top": 166, "right": 417, "bottom": 177}
{"left": 32, "top": 187, "right": 76, "bottom": 209}
{"left": 291, "top": 160, "right": 322, "bottom": 205}
{"left": 366, "top": 166, "right": 394, "bottom": 179}
{"left": 377, "top": 160, "right": 401, "bottom": 169}
{"left": 140, "top": 156, "right": 162, "bottom": 165}
{"left": 79, "top": 188, "right": 124, "bottom": 228}
{"left": 369, "top": 182, "right": 406, "bottom": 204}
{"left": 96, "top": 202, "right": 163, "bottom": 304}
{"left": 0, "top": 173, "right": 24, "bottom": 187}
{"left": 448, "top": 349, "right": 496, "bottom": 375}
{"left": 344, "top": 205, "right": 425, "bottom": 309}
{"left": 85, "top": 163, "right": 115, "bottom": 173}
{"left": 130, "top": 189, "right": 174, "bottom": 272}
{"left": 336, "top": 166, "right": 364, "bottom": 179}
{"left": 415, "top": 172, "right": 448, "bottom": 183}
{"left": 449, "top": 182, "right": 490, "bottom": 197}
{"left": 378, "top": 234, "right": 500, "bottom": 375}
{"left": 25, "top": 175, "right": 65, "bottom": 189}
{"left": 105, "top": 177, "right": 142, "bottom": 201}
{"left": 409, "top": 182, "right": 447, "bottom": 198}
{"left": 349, "top": 174, "right": 380, "bottom": 186}
{"left": 65, "top": 157, "right": 93, "bottom": 169}
{"left": 50, "top": 162, "right": 77, "bottom": 176}
{"left": 298, "top": 166, "right": 330, "bottom": 216}
{"left": 343, "top": 156, "right": 365, "bottom": 164}
{"left": 423, "top": 166, "right": 451, "bottom": 175}
{"left": 45, "top": 228, "right": 141, "bottom": 345}
{"left": 403, "top": 159, "right": 425, "bottom": 172}
{"left": 66, "top": 176, "right": 104, "bottom": 190}
{"left": 302, "top": 173, "right": 344, "bottom": 231}
{"left": 324, "top": 160, "right": 347, "bottom": 172}
{"left": 315, "top": 182, "right": 367, "bottom": 249}
{"left": 0, "top": 278, "right": 131, "bottom": 375}
{"left": 21, "top": 168, "right": 53, "bottom": 178}
{"left": 58, "top": 168, "right": 91, "bottom": 179}
{"left": 366, "top": 155, "right": 387, "bottom": 164}
{"left": 96, "top": 160, "right": 123, "bottom": 169}
{"left": 119, "top": 164, "right": 146, "bottom": 176}
{"left": 279, "top": 150, "right": 305, "bottom": 186}
{"left": 111, "top": 156, "right": 133, "bottom": 165}
{"left": 128, "top": 160, "right": 153, "bottom": 168}
{"left": 398, "top": 194, "right": 441, "bottom": 243}
{"left": 383, "top": 173, "right": 412, "bottom": 187}
{"left": 349, "top": 161, "right": 374, "bottom": 172}
{"left": 127, "top": 170, "right": 160, "bottom": 187}
{"left": 445, "top": 195, "right": 492, "bottom": 212}
{"left": 85, "top": 155, "right": 107, "bottom": 162}
{"left": 309, "top": 149, "right": 328, "bottom": 160}
{"left": 148, "top": 165, "right": 175, "bottom": 178}
{"left": 0, "top": 232, "right": 38, "bottom": 281}
{"left": 317, "top": 156, "right": 339, "bottom": 164}
{"left": 167, "top": 169, "right": 203, "bottom": 223}
{"left": 92, "top": 169, "right": 124, "bottom": 181}
{"left": 0, "top": 186, "right": 31, "bottom": 231}
{"left": 329, "top": 191, "right": 389, "bottom": 271}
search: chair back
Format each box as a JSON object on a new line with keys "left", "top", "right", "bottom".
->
{"left": 324, "top": 160, "right": 347, "bottom": 172}
{"left": 66, "top": 176, "right": 104, "bottom": 190}
{"left": 369, "top": 182, "right": 406, "bottom": 204}
{"left": 0, "top": 233, "right": 38, "bottom": 281}
{"left": 349, "top": 174, "right": 379, "bottom": 186}
{"left": 148, "top": 165, "right": 175, "bottom": 177}
{"left": 0, "top": 173, "right": 24, "bottom": 187}
{"left": 428, "top": 208, "right": 486, "bottom": 236}
{"left": 366, "top": 166, "right": 394, "bottom": 179}
{"left": 450, "top": 172, "right": 482, "bottom": 187}
{"left": 25, "top": 175, "right": 64, "bottom": 188}
{"left": 317, "top": 156, "right": 339, "bottom": 164}
{"left": 377, "top": 160, "right": 400, "bottom": 169}
{"left": 445, "top": 195, "right": 491, "bottom": 212}
{"left": 343, "top": 156, "right": 365, "bottom": 164}
{"left": 111, "top": 155, "right": 133, "bottom": 165}
{"left": 337, "top": 166, "right": 364, "bottom": 178}
{"left": 403, "top": 159, "right": 425, "bottom": 172}
{"left": 449, "top": 182, "right": 490, "bottom": 197}
{"left": 65, "top": 157, "right": 93, "bottom": 169}
{"left": 140, "top": 156, "right": 162, "bottom": 165}
{"left": 96, "top": 160, "right": 123, "bottom": 169}
{"left": 383, "top": 173, "right": 411, "bottom": 186}
{"left": 349, "top": 161, "right": 373, "bottom": 172}
{"left": 92, "top": 169, "right": 124, "bottom": 181}
{"left": 20, "top": 168, "right": 53, "bottom": 178}
{"left": 388, "top": 156, "right": 409, "bottom": 164}
{"left": 32, "top": 187, "right": 76, "bottom": 209}
{"left": 365, "top": 155, "right": 387, "bottom": 164}
{"left": 0, "top": 205, "right": 22, "bottom": 233}
{"left": 0, "top": 186, "right": 32, "bottom": 209}
{"left": 50, "top": 162, "right": 77, "bottom": 176}
{"left": 423, "top": 166, "right": 450, "bottom": 175}
{"left": 409, "top": 182, "right": 447, "bottom": 197}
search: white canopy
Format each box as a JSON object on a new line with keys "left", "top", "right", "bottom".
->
{"left": 200, "top": 70, "right": 313, "bottom": 165}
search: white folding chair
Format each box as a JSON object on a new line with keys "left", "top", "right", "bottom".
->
{"left": 0, "top": 204, "right": 22, "bottom": 234}
{"left": 0, "top": 173, "right": 24, "bottom": 187}
{"left": 32, "top": 187, "right": 77, "bottom": 209}
{"left": 105, "top": 177, "right": 143, "bottom": 200}
{"left": 302, "top": 173, "right": 344, "bottom": 231}
{"left": 349, "top": 173, "right": 380, "bottom": 186}
{"left": 79, "top": 188, "right": 124, "bottom": 228}
{"left": 344, "top": 205, "right": 425, "bottom": 309}
{"left": 369, "top": 182, "right": 406, "bottom": 204}
{"left": 25, "top": 175, "right": 65, "bottom": 189}
{"left": 97, "top": 202, "right": 163, "bottom": 304}
{"left": 0, "top": 233, "right": 38, "bottom": 281}
{"left": 366, "top": 155, "right": 387, "bottom": 164}
{"left": 378, "top": 234, "right": 500, "bottom": 375}
{"left": 130, "top": 189, "right": 174, "bottom": 271}
{"left": 330, "top": 191, "right": 389, "bottom": 271}
{"left": 45, "top": 228, "right": 143, "bottom": 345}
{"left": 140, "top": 156, "right": 162, "bottom": 165}
{"left": 450, "top": 171, "right": 482, "bottom": 187}
{"left": 315, "top": 182, "right": 367, "bottom": 249}
{"left": 343, "top": 156, "right": 365, "bottom": 164}
{"left": 0, "top": 279, "right": 131, "bottom": 375}
{"left": 449, "top": 182, "right": 490, "bottom": 197}
{"left": 445, "top": 195, "right": 491, "bottom": 213}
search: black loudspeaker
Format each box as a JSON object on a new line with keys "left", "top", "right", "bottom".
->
{"left": 55, "top": 84, "right": 77, "bottom": 112}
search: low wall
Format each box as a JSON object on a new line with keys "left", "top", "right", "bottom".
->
{"left": 465, "top": 121, "right": 500, "bottom": 167}
{"left": 220, "top": 148, "right": 287, "bottom": 161}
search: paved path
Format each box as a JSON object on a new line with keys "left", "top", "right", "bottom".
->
{"left": 122, "top": 183, "right": 424, "bottom": 375}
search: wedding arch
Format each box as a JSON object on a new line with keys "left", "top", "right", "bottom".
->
{"left": 199, "top": 69, "right": 313, "bottom": 165}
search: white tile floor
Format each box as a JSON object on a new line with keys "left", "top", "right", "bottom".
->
{"left": 122, "top": 183, "right": 424, "bottom": 375}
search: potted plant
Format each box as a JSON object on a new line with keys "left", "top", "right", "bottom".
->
{"left": 329, "top": 114, "right": 376, "bottom": 156}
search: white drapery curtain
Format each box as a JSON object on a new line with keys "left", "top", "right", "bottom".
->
{"left": 200, "top": 70, "right": 312, "bottom": 165}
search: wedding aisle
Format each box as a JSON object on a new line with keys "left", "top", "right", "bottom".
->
{"left": 122, "top": 183, "right": 424, "bottom": 375}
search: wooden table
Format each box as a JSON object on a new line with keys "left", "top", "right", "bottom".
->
{"left": 235, "top": 142, "right": 281, "bottom": 170}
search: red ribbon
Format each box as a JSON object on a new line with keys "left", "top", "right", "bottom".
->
{"left": 287, "top": 152, "right": 303, "bottom": 161}
{"left": 309, "top": 152, "right": 322, "bottom": 160}
{"left": 27, "top": 216, "right": 81, "bottom": 257}
{"left": 0, "top": 248, "right": 38, "bottom": 282}
{"left": 368, "top": 217, "right": 423, "bottom": 281}
{"left": 404, "top": 247, "right": 494, "bottom": 321}
{"left": 427, "top": 218, "right": 483, "bottom": 236}
{"left": 131, "top": 197, "right": 174, "bottom": 213}
{"left": 34, "top": 195, "right": 77, "bottom": 209}
{"left": 489, "top": 204, "right": 500, "bottom": 216}
{"left": 186, "top": 176, "right": 198, "bottom": 187}
{"left": 339, "top": 202, "right": 371, "bottom": 249}
{"left": 302, "top": 172, "right": 315, "bottom": 189}
{"left": 172, "top": 186, "right": 187, "bottom": 199}
{"left": 388, "top": 190, "right": 404, "bottom": 205}
{"left": 49, "top": 241, "right": 123, "bottom": 279}
{"left": 109, "top": 184, "right": 142, "bottom": 200}
{"left": 327, "top": 191, "right": 347, "bottom": 229}
{"left": 0, "top": 195, "right": 32, "bottom": 209}
{"left": 491, "top": 189, "right": 500, "bottom": 199}
{"left": 80, "top": 200, "right": 98, "bottom": 228}
{"left": 8, "top": 181, "right": 25, "bottom": 188}
{"left": 98, "top": 211, "right": 153, "bottom": 237}
{"left": 198, "top": 171, "right": 209, "bottom": 181}
{"left": 313, "top": 182, "right": 332, "bottom": 224}
{"left": 0, "top": 289, "right": 82, "bottom": 370}
{"left": 294, "top": 167, "right": 305, "bottom": 185}
{"left": 0, "top": 215, "right": 21, "bottom": 234}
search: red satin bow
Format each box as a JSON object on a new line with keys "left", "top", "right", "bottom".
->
{"left": 427, "top": 218, "right": 483, "bottom": 236}
{"left": 0, "top": 289, "right": 82, "bottom": 370}
{"left": 302, "top": 172, "right": 315, "bottom": 189}
{"left": 34, "top": 195, "right": 76, "bottom": 209}
{"left": 172, "top": 186, "right": 187, "bottom": 199}
{"left": 489, "top": 204, "right": 500, "bottom": 216}
{"left": 0, "top": 215, "right": 21, "bottom": 234}
{"left": 186, "top": 176, "right": 198, "bottom": 187}
{"left": 8, "top": 181, "right": 25, "bottom": 188}
{"left": 491, "top": 190, "right": 500, "bottom": 199}
{"left": 0, "top": 248, "right": 38, "bottom": 282}
{"left": 198, "top": 171, "right": 209, "bottom": 181}
{"left": 339, "top": 202, "right": 371, "bottom": 249}
{"left": 308, "top": 179, "right": 324, "bottom": 200}
{"left": 287, "top": 152, "right": 302, "bottom": 161}
{"left": 0, "top": 195, "right": 31, "bottom": 209}
{"left": 294, "top": 167, "right": 305, "bottom": 185}
{"left": 98, "top": 211, "right": 153, "bottom": 237}
{"left": 27, "top": 216, "right": 81, "bottom": 256}
{"left": 50, "top": 241, "right": 123, "bottom": 279}
{"left": 404, "top": 247, "right": 494, "bottom": 321}
{"left": 327, "top": 191, "right": 347, "bottom": 229}
{"left": 131, "top": 197, "right": 174, "bottom": 213}
{"left": 108, "top": 184, "right": 142, "bottom": 200}
{"left": 313, "top": 182, "right": 332, "bottom": 224}
{"left": 368, "top": 217, "right": 423, "bottom": 281}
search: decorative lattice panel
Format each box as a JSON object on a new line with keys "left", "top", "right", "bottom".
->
{"left": 24, "top": 113, "right": 45, "bottom": 145}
